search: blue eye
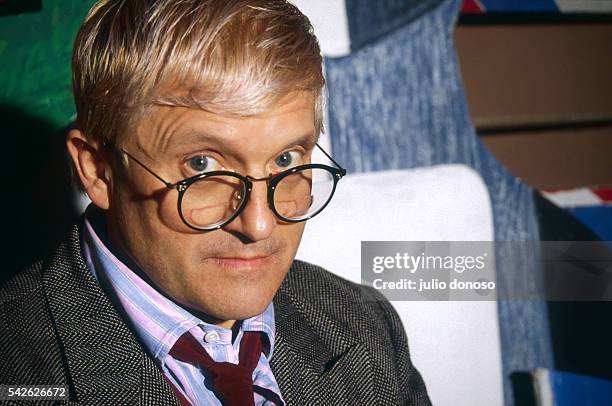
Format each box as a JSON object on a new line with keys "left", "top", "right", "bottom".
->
{"left": 275, "top": 152, "right": 294, "bottom": 168}
{"left": 186, "top": 155, "right": 222, "bottom": 174}
{"left": 188, "top": 155, "right": 210, "bottom": 172}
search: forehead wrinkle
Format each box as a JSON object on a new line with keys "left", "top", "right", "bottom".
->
{"left": 136, "top": 107, "right": 193, "bottom": 157}
{"left": 157, "top": 108, "right": 195, "bottom": 154}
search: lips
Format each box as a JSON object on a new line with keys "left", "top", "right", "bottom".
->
{"left": 210, "top": 254, "right": 274, "bottom": 271}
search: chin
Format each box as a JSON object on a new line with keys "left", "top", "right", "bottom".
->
{"left": 187, "top": 287, "right": 275, "bottom": 323}
{"left": 179, "top": 257, "right": 290, "bottom": 322}
{"left": 223, "top": 296, "right": 272, "bottom": 320}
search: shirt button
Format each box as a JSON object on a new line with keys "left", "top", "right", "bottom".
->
{"left": 204, "top": 331, "right": 220, "bottom": 343}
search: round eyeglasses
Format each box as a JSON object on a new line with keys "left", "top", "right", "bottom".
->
{"left": 117, "top": 144, "right": 346, "bottom": 231}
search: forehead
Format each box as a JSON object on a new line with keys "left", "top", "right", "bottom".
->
{"left": 131, "top": 92, "right": 317, "bottom": 158}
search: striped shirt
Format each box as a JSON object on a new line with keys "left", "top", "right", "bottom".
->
{"left": 81, "top": 212, "right": 284, "bottom": 406}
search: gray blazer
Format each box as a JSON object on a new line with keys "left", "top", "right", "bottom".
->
{"left": 0, "top": 223, "right": 431, "bottom": 405}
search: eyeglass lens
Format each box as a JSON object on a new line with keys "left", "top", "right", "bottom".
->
{"left": 179, "top": 167, "right": 336, "bottom": 229}
{"left": 180, "top": 175, "right": 245, "bottom": 229}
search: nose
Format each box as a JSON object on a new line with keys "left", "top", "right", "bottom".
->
{"left": 222, "top": 178, "right": 276, "bottom": 241}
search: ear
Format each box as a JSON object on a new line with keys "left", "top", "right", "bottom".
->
{"left": 66, "top": 129, "right": 113, "bottom": 210}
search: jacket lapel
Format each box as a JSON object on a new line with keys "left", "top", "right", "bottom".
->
{"left": 42, "top": 224, "right": 180, "bottom": 405}
{"left": 271, "top": 271, "right": 377, "bottom": 404}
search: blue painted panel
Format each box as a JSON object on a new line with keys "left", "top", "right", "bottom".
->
{"left": 570, "top": 206, "right": 612, "bottom": 241}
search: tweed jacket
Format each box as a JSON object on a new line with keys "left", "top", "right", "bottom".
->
{"left": 0, "top": 223, "right": 431, "bottom": 405}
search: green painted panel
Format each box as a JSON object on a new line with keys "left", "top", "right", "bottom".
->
{"left": 0, "top": 0, "right": 96, "bottom": 129}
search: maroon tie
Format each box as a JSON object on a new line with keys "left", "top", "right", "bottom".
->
{"left": 168, "top": 331, "right": 263, "bottom": 406}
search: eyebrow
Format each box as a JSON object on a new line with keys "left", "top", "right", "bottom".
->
{"left": 161, "top": 130, "right": 221, "bottom": 151}
{"left": 280, "top": 131, "right": 318, "bottom": 151}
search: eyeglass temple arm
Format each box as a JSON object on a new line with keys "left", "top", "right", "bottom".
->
{"left": 119, "top": 149, "right": 176, "bottom": 189}
{"left": 315, "top": 143, "right": 346, "bottom": 174}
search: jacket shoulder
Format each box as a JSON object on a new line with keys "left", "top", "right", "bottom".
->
{"left": 0, "top": 231, "right": 78, "bottom": 386}
{"left": 284, "top": 259, "right": 387, "bottom": 311}
{"left": 0, "top": 261, "right": 45, "bottom": 306}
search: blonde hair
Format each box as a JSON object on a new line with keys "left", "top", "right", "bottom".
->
{"left": 72, "top": 0, "right": 325, "bottom": 145}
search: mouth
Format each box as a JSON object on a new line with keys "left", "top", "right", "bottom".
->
{"left": 209, "top": 254, "right": 274, "bottom": 271}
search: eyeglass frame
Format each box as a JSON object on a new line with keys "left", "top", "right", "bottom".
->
{"left": 107, "top": 142, "right": 346, "bottom": 231}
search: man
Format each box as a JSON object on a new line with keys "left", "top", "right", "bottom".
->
{"left": 0, "top": 1, "right": 430, "bottom": 404}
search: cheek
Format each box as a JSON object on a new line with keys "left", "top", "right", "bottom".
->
{"left": 279, "top": 222, "right": 306, "bottom": 259}
{"left": 143, "top": 186, "right": 200, "bottom": 235}
{"left": 110, "top": 182, "right": 196, "bottom": 269}
{"left": 156, "top": 189, "right": 186, "bottom": 231}
{"left": 111, "top": 166, "right": 187, "bottom": 233}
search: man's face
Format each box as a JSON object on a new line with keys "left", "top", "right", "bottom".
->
{"left": 106, "top": 92, "right": 315, "bottom": 324}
